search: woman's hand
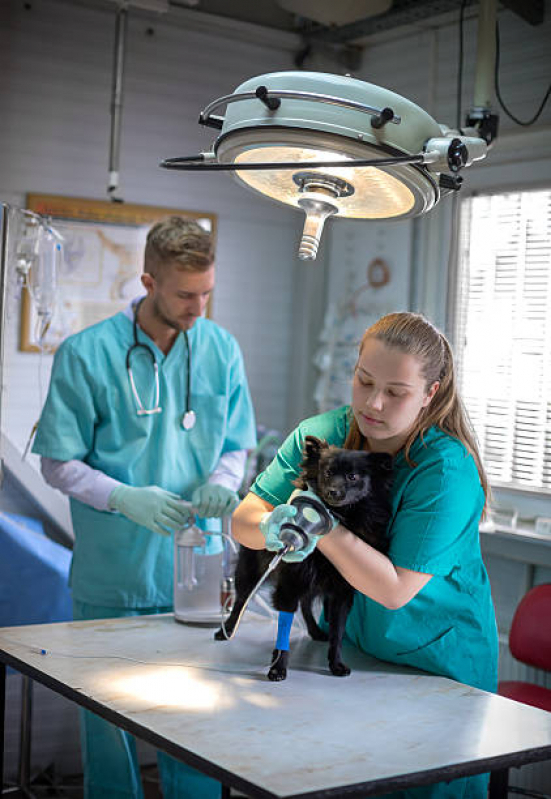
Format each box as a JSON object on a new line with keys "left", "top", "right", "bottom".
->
{"left": 232, "top": 491, "right": 275, "bottom": 549}
{"left": 259, "top": 504, "right": 297, "bottom": 552}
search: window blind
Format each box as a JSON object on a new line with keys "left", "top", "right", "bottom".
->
{"left": 455, "top": 189, "right": 551, "bottom": 491}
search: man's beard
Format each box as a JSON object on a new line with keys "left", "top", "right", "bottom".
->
{"left": 152, "top": 298, "right": 189, "bottom": 331}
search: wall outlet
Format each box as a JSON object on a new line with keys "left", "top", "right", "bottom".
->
{"left": 534, "top": 517, "right": 551, "bottom": 536}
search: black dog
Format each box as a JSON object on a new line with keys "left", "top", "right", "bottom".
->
{"left": 215, "top": 436, "right": 393, "bottom": 680}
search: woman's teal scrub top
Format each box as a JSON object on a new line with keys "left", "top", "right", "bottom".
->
{"left": 252, "top": 406, "right": 498, "bottom": 694}
{"left": 32, "top": 313, "right": 256, "bottom": 609}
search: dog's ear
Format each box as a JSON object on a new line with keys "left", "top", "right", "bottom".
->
{"left": 303, "top": 436, "right": 328, "bottom": 465}
{"left": 293, "top": 436, "right": 328, "bottom": 490}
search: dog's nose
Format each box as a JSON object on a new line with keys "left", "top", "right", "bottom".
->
{"left": 326, "top": 487, "right": 345, "bottom": 501}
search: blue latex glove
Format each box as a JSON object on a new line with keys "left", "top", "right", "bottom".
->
{"left": 191, "top": 484, "right": 240, "bottom": 518}
{"left": 259, "top": 504, "right": 297, "bottom": 553}
{"left": 108, "top": 485, "right": 195, "bottom": 536}
{"left": 271, "top": 489, "right": 338, "bottom": 563}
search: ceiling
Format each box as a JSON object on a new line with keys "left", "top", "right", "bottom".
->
{"left": 163, "top": 0, "right": 544, "bottom": 42}
{"left": 66, "top": 0, "right": 544, "bottom": 74}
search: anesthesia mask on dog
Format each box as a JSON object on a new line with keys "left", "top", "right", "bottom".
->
{"left": 279, "top": 490, "right": 335, "bottom": 553}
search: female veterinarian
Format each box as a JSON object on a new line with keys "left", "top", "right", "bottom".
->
{"left": 232, "top": 311, "right": 498, "bottom": 799}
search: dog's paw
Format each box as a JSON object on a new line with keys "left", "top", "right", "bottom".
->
{"left": 268, "top": 666, "right": 287, "bottom": 681}
{"left": 329, "top": 661, "right": 351, "bottom": 677}
{"left": 267, "top": 649, "right": 288, "bottom": 681}
{"left": 214, "top": 627, "right": 228, "bottom": 641}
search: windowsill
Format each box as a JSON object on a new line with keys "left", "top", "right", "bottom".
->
{"left": 490, "top": 481, "right": 551, "bottom": 499}
{"left": 480, "top": 524, "right": 551, "bottom": 568}
{"left": 480, "top": 524, "right": 551, "bottom": 546}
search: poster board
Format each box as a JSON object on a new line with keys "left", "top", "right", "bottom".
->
{"left": 20, "top": 194, "right": 216, "bottom": 352}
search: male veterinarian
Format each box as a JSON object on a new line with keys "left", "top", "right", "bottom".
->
{"left": 33, "top": 216, "right": 256, "bottom": 799}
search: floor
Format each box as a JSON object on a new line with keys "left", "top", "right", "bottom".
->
{"left": 4, "top": 765, "right": 249, "bottom": 798}
{"left": 4, "top": 764, "right": 163, "bottom": 798}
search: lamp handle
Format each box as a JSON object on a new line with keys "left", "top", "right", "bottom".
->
{"left": 198, "top": 88, "right": 402, "bottom": 129}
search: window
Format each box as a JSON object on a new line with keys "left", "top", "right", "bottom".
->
{"left": 455, "top": 189, "right": 551, "bottom": 492}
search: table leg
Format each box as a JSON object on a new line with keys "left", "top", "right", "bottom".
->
{"left": 489, "top": 768, "right": 508, "bottom": 799}
{"left": 221, "top": 786, "right": 231, "bottom": 799}
{"left": 18, "top": 677, "right": 32, "bottom": 793}
{"left": 0, "top": 664, "right": 5, "bottom": 791}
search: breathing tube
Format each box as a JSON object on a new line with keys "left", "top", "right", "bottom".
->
{"left": 218, "top": 491, "right": 334, "bottom": 640}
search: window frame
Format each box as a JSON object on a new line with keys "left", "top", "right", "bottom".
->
{"left": 453, "top": 183, "right": 551, "bottom": 498}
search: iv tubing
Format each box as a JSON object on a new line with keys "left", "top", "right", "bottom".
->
{"left": 218, "top": 546, "right": 290, "bottom": 640}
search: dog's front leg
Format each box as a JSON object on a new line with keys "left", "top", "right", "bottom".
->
{"left": 268, "top": 610, "right": 295, "bottom": 682}
{"left": 270, "top": 571, "right": 306, "bottom": 681}
{"left": 326, "top": 592, "right": 354, "bottom": 676}
{"left": 268, "top": 610, "right": 295, "bottom": 681}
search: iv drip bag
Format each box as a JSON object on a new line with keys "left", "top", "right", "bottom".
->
{"left": 29, "top": 230, "right": 60, "bottom": 321}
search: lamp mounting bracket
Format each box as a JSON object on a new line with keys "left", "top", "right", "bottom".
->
{"left": 464, "top": 108, "right": 499, "bottom": 145}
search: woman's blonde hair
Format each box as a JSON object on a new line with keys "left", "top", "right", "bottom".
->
{"left": 344, "top": 312, "right": 489, "bottom": 508}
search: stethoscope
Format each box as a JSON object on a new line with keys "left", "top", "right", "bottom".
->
{"left": 126, "top": 298, "right": 197, "bottom": 430}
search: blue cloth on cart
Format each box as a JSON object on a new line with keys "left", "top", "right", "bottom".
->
{"left": 0, "top": 511, "right": 72, "bottom": 626}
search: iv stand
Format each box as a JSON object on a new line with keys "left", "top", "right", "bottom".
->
{"left": 0, "top": 204, "right": 35, "bottom": 799}
{"left": 0, "top": 203, "right": 10, "bottom": 487}
{"left": 0, "top": 205, "right": 37, "bottom": 799}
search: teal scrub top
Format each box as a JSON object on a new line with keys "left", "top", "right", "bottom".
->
{"left": 33, "top": 312, "right": 256, "bottom": 608}
{"left": 252, "top": 406, "right": 498, "bottom": 694}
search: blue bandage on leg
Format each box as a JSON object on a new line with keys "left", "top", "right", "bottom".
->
{"left": 275, "top": 610, "right": 294, "bottom": 651}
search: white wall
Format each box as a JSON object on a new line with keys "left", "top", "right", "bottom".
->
{"left": 1, "top": 0, "right": 551, "bottom": 788}
{"left": 0, "top": 0, "right": 313, "bottom": 472}
{"left": 5, "top": 1, "right": 550, "bottom": 462}
{"left": 313, "top": 17, "right": 551, "bottom": 792}
{"left": 0, "top": 1, "right": 320, "bottom": 776}
{"left": 320, "top": 3, "right": 551, "bottom": 334}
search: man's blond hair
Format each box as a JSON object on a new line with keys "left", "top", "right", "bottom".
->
{"left": 144, "top": 216, "right": 214, "bottom": 275}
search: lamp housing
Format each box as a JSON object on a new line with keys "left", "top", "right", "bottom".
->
{"left": 214, "top": 71, "right": 443, "bottom": 226}
{"left": 162, "top": 70, "right": 490, "bottom": 259}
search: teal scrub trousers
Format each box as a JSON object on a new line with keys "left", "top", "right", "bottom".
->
{"left": 73, "top": 601, "right": 221, "bottom": 799}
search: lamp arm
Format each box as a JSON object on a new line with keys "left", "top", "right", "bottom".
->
{"left": 465, "top": 0, "right": 499, "bottom": 145}
{"left": 424, "top": 0, "right": 500, "bottom": 173}
{"left": 472, "top": 0, "right": 497, "bottom": 113}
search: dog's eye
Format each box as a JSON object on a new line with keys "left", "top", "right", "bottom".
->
{"left": 347, "top": 473, "right": 359, "bottom": 482}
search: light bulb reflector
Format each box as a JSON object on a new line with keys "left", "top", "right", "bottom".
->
{"left": 233, "top": 145, "right": 415, "bottom": 219}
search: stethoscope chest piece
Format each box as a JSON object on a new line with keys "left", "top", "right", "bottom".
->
{"left": 181, "top": 410, "right": 196, "bottom": 431}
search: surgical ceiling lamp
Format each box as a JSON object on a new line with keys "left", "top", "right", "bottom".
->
{"left": 161, "top": 1, "right": 498, "bottom": 261}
